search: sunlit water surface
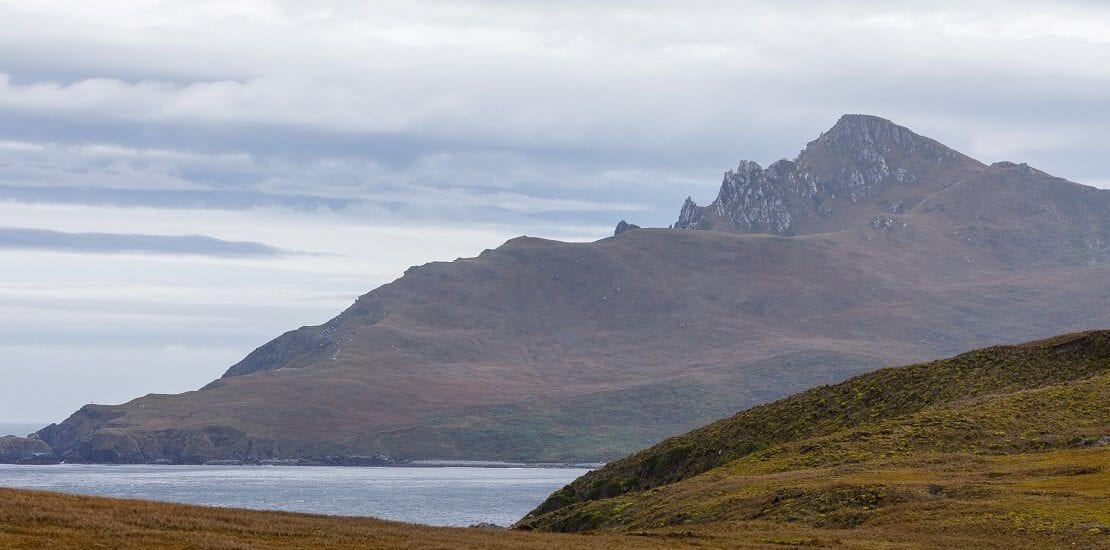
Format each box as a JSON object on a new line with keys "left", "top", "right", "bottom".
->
{"left": 0, "top": 464, "right": 590, "bottom": 526}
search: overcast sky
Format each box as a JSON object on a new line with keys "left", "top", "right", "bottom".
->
{"left": 2, "top": 0, "right": 1109, "bottom": 426}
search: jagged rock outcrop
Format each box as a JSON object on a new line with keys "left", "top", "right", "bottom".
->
{"left": 675, "top": 114, "right": 976, "bottom": 235}
{"left": 871, "top": 214, "right": 907, "bottom": 231}
{"left": 674, "top": 114, "right": 1110, "bottom": 266}
{"left": 613, "top": 220, "right": 640, "bottom": 236}
{"left": 674, "top": 197, "right": 705, "bottom": 229}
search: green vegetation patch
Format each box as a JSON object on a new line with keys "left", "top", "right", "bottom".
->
{"left": 518, "top": 330, "right": 1110, "bottom": 542}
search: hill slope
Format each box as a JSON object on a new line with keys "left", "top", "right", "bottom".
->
{"left": 517, "top": 331, "right": 1110, "bottom": 548}
{"left": 27, "top": 115, "right": 1110, "bottom": 464}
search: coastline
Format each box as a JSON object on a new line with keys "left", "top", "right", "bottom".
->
{"left": 0, "top": 462, "right": 592, "bottom": 527}
{"left": 0, "top": 458, "right": 605, "bottom": 468}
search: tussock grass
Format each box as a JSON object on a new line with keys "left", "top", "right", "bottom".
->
{"left": 0, "top": 488, "right": 691, "bottom": 549}
{"left": 525, "top": 331, "right": 1109, "bottom": 515}
{"left": 517, "top": 331, "right": 1110, "bottom": 549}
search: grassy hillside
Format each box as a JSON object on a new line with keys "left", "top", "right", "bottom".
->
{"left": 517, "top": 331, "right": 1110, "bottom": 548}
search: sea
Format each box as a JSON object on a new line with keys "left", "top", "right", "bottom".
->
{"left": 0, "top": 463, "right": 590, "bottom": 526}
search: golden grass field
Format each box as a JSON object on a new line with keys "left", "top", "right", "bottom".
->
{"left": 0, "top": 487, "right": 678, "bottom": 550}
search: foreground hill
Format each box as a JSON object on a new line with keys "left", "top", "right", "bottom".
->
{"left": 518, "top": 331, "right": 1110, "bottom": 549}
{"left": 27, "top": 115, "right": 1110, "bottom": 464}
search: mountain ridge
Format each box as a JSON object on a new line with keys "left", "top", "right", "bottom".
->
{"left": 672, "top": 115, "right": 1109, "bottom": 267}
{"left": 20, "top": 114, "right": 1110, "bottom": 465}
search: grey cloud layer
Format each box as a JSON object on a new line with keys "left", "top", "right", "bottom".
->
{"left": 0, "top": 0, "right": 1107, "bottom": 234}
{"left": 0, "top": 227, "right": 300, "bottom": 258}
{"left": 3, "top": 0, "right": 1110, "bottom": 422}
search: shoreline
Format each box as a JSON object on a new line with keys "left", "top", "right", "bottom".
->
{"left": 0, "top": 459, "right": 604, "bottom": 469}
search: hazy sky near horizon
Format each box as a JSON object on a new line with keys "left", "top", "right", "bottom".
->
{"left": 2, "top": 0, "right": 1109, "bottom": 423}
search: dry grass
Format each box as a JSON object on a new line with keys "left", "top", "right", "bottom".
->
{"left": 515, "top": 332, "right": 1110, "bottom": 549}
{"left": 562, "top": 448, "right": 1110, "bottom": 549}
{"left": 0, "top": 488, "right": 692, "bottom": 550}
{"left": 528, "top": 331, "right": 1110, "bottom": 515}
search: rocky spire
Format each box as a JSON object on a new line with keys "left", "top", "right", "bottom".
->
{"left": 674, "top": 197, "right": 704, "bottom": 229}
{"left": 613, "top": 220, "right": 641, "bottom": 236}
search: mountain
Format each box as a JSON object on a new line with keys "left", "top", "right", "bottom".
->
{"left": 675, "top": 115, "right": 1108, "bottom": 266}
{"left": 25, "top": 115, "right": 1110, "bottom": 464}
{"left": 517, "top": 331, "right": 1110, "bottom": 548}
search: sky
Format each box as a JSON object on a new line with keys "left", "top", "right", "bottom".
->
{"left": 1, "top": 0, "right": 1108, "bottom": 424}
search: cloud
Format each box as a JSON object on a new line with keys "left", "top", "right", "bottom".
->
{"left": 0, "top": 227, "right": 303, "bottom": 258}
{"left": 0, "top": 1, "right": 1107, "bottom": 230}
{"left": 1, "top": 0, "right": 1109, "bottom": 423}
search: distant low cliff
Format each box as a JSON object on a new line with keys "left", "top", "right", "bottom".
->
{"left": 0, "top": 435, "right": 54, "bottom": 464}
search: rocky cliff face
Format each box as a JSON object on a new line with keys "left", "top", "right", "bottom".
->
{"left": 675, "top": 114, "right": 977, "bottom": 235}
{"left": 0, "top": 436, "right": 54, "bottom": 464}
{"left": 613, "top": 220, "right": 640, "bottom": 236}
{"left": 674, "top": 114, "right": 1110, "bottom": 266}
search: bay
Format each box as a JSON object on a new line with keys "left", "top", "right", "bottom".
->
{"left": 0, "top": 464, "right": 589, "bottom": 526}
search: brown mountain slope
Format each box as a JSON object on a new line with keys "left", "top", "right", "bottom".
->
{"left": 29, "top": 115, "right": 1110, "bottom": 464}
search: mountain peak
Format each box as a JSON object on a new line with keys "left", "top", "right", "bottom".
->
{"left": 613, "top": 220, "right": 640, "bottom": 236}
{"left": 829, "top": 113, "right": 896, "bottom": 131}
{"left": 816, "top": 114, "right": 910, "bottom": 148}
{"left": 674, "top": 115, "right": 979, "bottom": 235}
{"left": 804, "top": 114, "right": 958, "bottom": 161}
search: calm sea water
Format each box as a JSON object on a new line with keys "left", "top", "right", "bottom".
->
{"left": 0, "top": 464, "right": 590, "bottom": 526}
